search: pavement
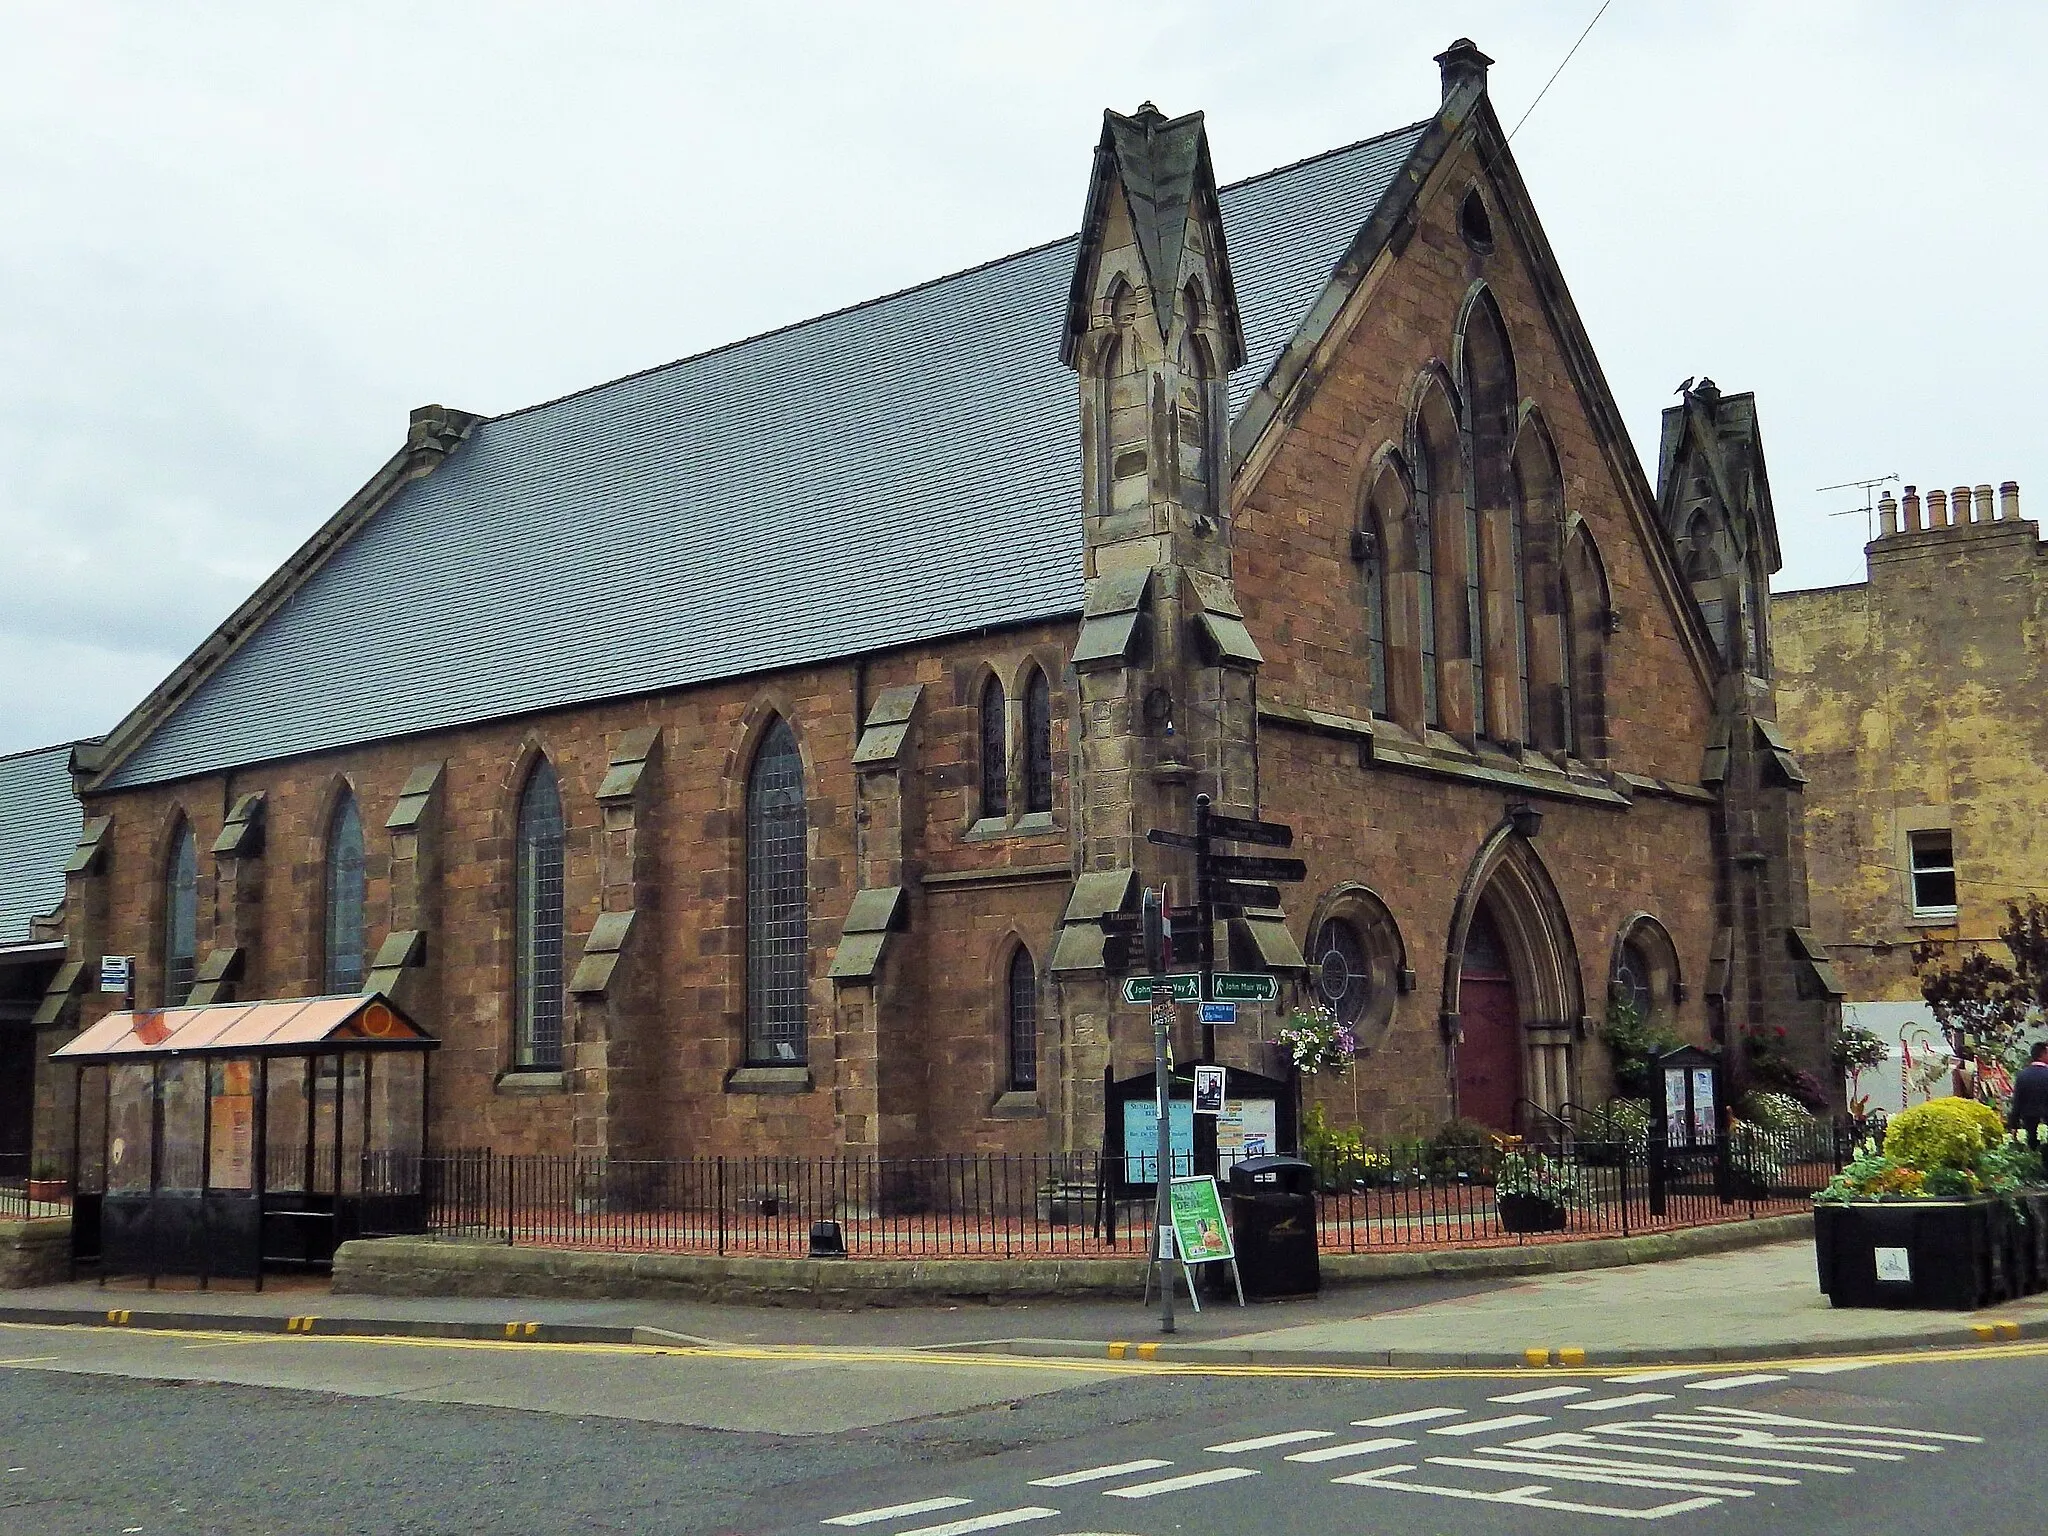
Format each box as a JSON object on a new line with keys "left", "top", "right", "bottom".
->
{"left": 8, "top": 1237, "right": 2048, "bottom": 1369}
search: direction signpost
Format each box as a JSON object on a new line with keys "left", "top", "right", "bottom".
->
{"left": 1210, "top": 972, "right": 1279, "bottom": 1003}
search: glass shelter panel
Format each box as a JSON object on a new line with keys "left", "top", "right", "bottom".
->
{"left": 340, "top": 1057, "right": 367, "bottom": 1194}
{"left": 157, "top": 1060, "right": 206, "bottom": 1192}
{"left": 311, "top": 1057, "right": 339, "bottom": 1193}
{"left": 107, "top": 1064, "right": 153, "bottom": 1194}
{"left": 367, "top": 1054, "right": 425, "bottom": 1194}
{"left": 77, "top": 1065, "right": 107, "bottom": 1195}
{"left": 207, "top": 1060, "right": 256, "bottom": 1191}
{"left": 266, "top": 1058, "right": 309, "bottom": 1192}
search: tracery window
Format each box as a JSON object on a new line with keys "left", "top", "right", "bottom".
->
{"left": 164, "top": 821, "right": 198, "bottom": 1006}
{"left": 979, "top": 676, "right": 1008, "bottom": 821}
{"left": 1023, "top": 668, "right": 1054, "bottom": 815}
{"left": 746, "top": 720, "right": 809, "bottom": 1064}
{"left": 514, "top": 760, "right": 566, "bottom": 1070}
{"left": 323, "top": 792, "right": 367, "bottom": 995}
{"left": 1006, "top": 946, "right": 1039, "bottom": 1092}
{"left": 1313, "top": 918, "right": 1373, "bottom": 1028}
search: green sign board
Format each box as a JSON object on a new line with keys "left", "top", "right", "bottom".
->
{"left": 1168, "top": 1175, "right": 1234, "bottom": 1265}
{"left": 1122, "top": 973, "right": 1202, "bottom": 1003}
{"left": 1210, "top": 972, "right": 1279, "bottom": 1003}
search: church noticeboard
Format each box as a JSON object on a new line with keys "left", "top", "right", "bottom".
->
{"left": 1123, "top": 1099, "right": 1194, "bottom": 1182}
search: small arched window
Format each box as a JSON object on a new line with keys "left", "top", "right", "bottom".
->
{"left": 1466, "top": 495, "right": 1488, "bottom": 738}
{"left": 1023, "top": 668, "right": 1054, "bottom": 814}
{"left": 1006, "top": 945, "right": 1039, "bottom": 1092}
{"left": 978, "top": 676, "right": 1009, "bottom": 820}
{"left": 164, "top": 821, "right": 198, "bottom": 1006}
{"left": 514, "top": 760, "right": 566, "bottom": 1070}
{"left": 746, "top": 719, "right": 810, "bottom": 1064}
{"left": 323, "top": 792, "right": 367, "bottom": 995}
{"left": 1415, "top": 383, "right": 1463, "bottom": 730}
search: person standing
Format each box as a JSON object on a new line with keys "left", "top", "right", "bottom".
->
{"left": 2006, "top": 1042, "right": 2048, "bottom": 1155}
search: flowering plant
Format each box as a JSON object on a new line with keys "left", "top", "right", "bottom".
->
{"left": 1277, "top": 1003, "right": 1356, "bottom": 1075}
{"left": 1491, "top": 1138, "right": 1580, "bottom": 1207}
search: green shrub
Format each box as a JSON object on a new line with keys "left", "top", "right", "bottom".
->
{"left": 1884, "top": 1098, "right": 2006, "bottom": 1173}
{"left": 1422, "top": 1118, "right": 1498, "bottom": 1179}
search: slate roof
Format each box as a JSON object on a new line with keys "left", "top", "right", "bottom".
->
{"left": 0, "top": 743, "right": 82, "bottom": 944}
{"left": 108, "top": 120, "right": 1429, "bottom": 790}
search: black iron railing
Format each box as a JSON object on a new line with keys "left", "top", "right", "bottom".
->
{"left": 380, "top": 1125, "right": 1849, "bottom": 1259}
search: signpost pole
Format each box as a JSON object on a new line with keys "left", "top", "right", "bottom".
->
{"left": 1194, "top": 794, "right": 1215, "bottom": 1061}
{"left": 1142, "top": 887, "right": 1175, "bottom": 1336}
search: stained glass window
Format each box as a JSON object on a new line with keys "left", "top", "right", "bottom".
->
{"left": 1007, "top": 946, "right": 1038, "bottom": 1091}
{"left": 1024, "top": 669, "right": 1053, "bottom": 814}
{"left": 747, "top": 721, "right": 810, "bottom": 1063}
{"left": 324, "top": 793, "right": 367, "bottom": 995}
{"left": 164, "top": 823, "right": 197, "bottom": 1006}
{"left": 515, "top": 761, "right": 565, "bottom": 1069}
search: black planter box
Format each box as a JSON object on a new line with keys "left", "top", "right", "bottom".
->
{"left": 1497, "top": 1193, "right": 1569, "bottom": 1234}
{"left": 1814, "top": 1198, "right": 2036, "bottom": 1309}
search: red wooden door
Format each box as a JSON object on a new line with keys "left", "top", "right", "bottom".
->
{"left": 1457, "top": 910, "right": 1521, "bottom": 1130}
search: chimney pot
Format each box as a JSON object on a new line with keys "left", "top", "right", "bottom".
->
{"left": 1434, "top": 38, "right": 1493, "bottom": 102}
{"left": 1952, "top": 485, "right": 1972, "bottom": 528}
{"left": 1902, "top": 485, "right": 1922, "bottom": 532}
{"left": 1974, "top": 484, "right": 1995, "bottom": 525}
{"left": 2000, "top": 480, "right": 2022, "bottom": 521}
{"left": 1878, "top": 490, "right": 1899, "bottom": 538}
{"left": 1927, "top": 488, "right": 1948, "bottom": 528}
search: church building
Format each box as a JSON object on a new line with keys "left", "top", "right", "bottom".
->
{"left": 26, "top": 41, "right": 1839, "bottom": 1173}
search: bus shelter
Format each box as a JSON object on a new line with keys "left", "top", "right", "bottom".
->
{"left": 53, "top": 995, "right": 435, "bottom": 1287}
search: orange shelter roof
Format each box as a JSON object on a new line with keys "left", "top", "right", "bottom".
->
{"left": 53, "top": 994, "right": 433, "bottom": 1061}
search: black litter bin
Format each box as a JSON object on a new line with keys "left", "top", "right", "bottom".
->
{"left": 1227, "top": 1155, "right": 1320, "bottom": 1299}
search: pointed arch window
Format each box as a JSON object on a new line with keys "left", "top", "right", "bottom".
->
{"left": 164, "top": 822, "right": 198, "bottom": 1006}
{"left": 1466, "top": 496, "right": 1487, "bottom": 738}
{"left": 978, "top": 676, "right": 1009, "bottom": 820}
{"left": 746, "top": 719, "right": 809, "bottom": 1064}
{"left": 1006, "top": 946, "right": 1039, "bottom": 1092}
{"left": 1510, "top": 493, "right": 1530, "bottom": 739}
{"left": 1361, "top": 467, "right": 1399, "bottom": 718}
{"left": 1415, "top": 385, "right": 1463, "bottom": 730}
{"left": 1023, "top": 668, "right": 1054, "bottom": 814}
{"left": 323, "top": 792, "right": 367, "bottom": 995}
{"left": 514, "top": 759, "right": 566, "bottom": 1070}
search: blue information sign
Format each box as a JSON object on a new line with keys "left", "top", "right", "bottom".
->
{"left": 1121, "top": 1099, "right": 1195, "bottom": 1182}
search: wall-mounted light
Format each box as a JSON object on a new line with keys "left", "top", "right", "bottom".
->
{"left": 1507, "top": 802, "right": 1543, "bottom": 840}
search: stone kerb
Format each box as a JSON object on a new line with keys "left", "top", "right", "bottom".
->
{"left": 331, "top": 1212, "right": 1812, "bottom": 1307}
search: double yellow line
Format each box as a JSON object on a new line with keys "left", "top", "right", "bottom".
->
{"left": 5, "top": 1319, "right": 2047, "bottom": 1380}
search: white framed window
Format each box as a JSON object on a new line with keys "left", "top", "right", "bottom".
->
{"left": 1908, "top": 830, "right": 1958, "bottom": 919}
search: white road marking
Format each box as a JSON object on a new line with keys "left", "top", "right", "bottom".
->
{"left": 1204, "top": 1429, "right": 1333, "bottom": 1452}
{"left": 1491, "top": 1385, "right": 1589, "bottom": 1403}
{"left": 1426, "top": 1453, "right": 1759, "bottom": 1497}
{"left": 1428, "top": 1413, "right": 1550, "bottom": 1436}
{"left": 1686, "top": 1373, "right": 1788, "bottom": 1391}
{"left": 894, "top": 1510, "right": 1058, "bottom": 1536}
{"left": 1692, "top": 1405, "right": 1985, "bottom": 1443}
{"left": 1028, "top": 1459, "right": 1172, "bottom": 1487}
{"left": 1286, "top": 1437, "right": 1415, "bottom": 1464}
{"left": 1332, "top": 1463, "right": 1722, "bottom": 1520}
{"left": 1511, "top": 1429, "right": 1860, "bottom": 1475}
{"left": 1472, "top": 1446, "right": 1802, "bottom": 1488}
{"left": 1354, "top": 1406, "right": 1464, "bottom": 1427}
{"left": 824, "top": 1496, "right": 973, "bottom": 1526}
{"left": 1604, "top": 1368, "right": 1702, "bottom": 1382}
{"left": 1567, "top": 1393, "right": 1674, "bottom": 1412}
{"left": 1104, "top": 1467, "right": 1260, "bottom": 1499}
{"left": 1786, "top": 1360, "right": 1878, "bottom": 1375}
{"left": 0, "top": 1357, "right": 59, "bottom": 1366}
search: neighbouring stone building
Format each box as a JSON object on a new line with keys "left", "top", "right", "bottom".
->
{"left": 1773, "top": 480, "right": 2044, "bottom": 1094}
{"left": 24, "top": 41, "right": 1838, "bottom": 1175}
{"left": 0, "top": 743, "right": 85, "bottom": 1170}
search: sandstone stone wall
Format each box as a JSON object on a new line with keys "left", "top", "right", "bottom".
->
{"left": 1773, "top": 494, "right": 2047, "bottom": 1001}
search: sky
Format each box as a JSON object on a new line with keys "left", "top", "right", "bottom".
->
{"left": 1, "top": 1, "right": 2042, "bottom": 757}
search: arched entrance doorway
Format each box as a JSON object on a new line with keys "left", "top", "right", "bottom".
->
{"left": 1457, "top": 906, "right": 1520, "bottom": 1130}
